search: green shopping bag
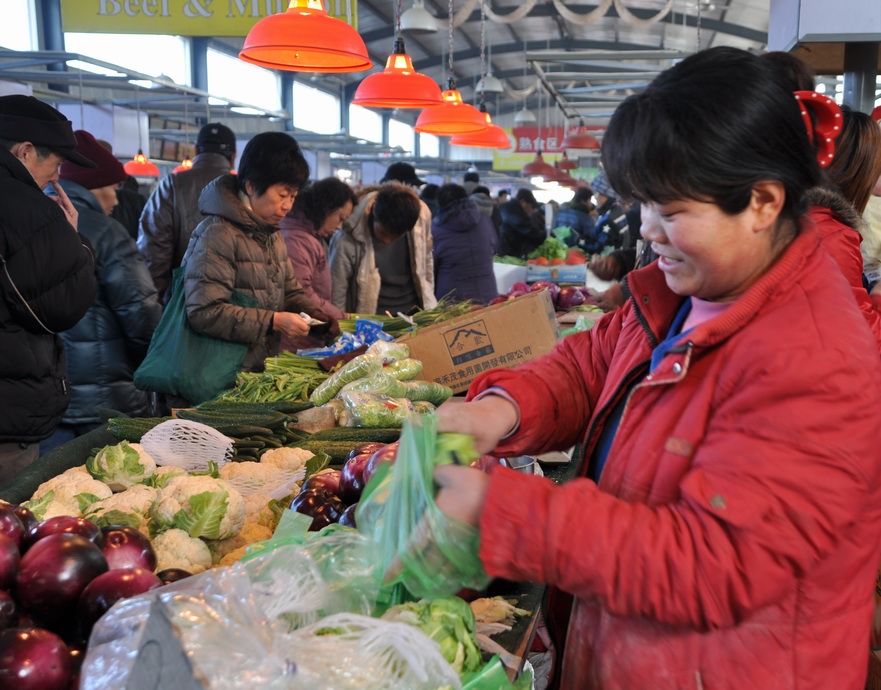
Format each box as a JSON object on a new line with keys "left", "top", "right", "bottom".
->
{"left": 134, "top": 267, "right": 257, "bottom": 404}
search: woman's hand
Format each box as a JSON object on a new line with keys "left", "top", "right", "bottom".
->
{"left": 50, "top": 181, "right": 78, "bottom": 231}
{"left": 272, "top": 311, "right": 310, "bottom": 338}
{"left": 434, "top": 464, "right": 490, "bottom": 528}
{"left": 436, "top": 395, "right": 519, "bottom": 454}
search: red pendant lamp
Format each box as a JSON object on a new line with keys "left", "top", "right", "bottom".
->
{"left": 173, "top": 157, "right": 193, "bottom": 174}
{"left": 124, "top": 150, "right": 160, "bottom": 177}
{"left": 352, "top": 42, "right": 442, "bottom": 108}
{"left": 239, "top": 0, "right": 372, "bottom": 73}
{"left": 449, "top": 106, "right": 510, "bottom": 148}
{"left": 521, "top": 86, "right": 556, "bottom": 177}
{"left": 543, "top": 162, "right": 571, "bottom": 183}
{"left": 558, "top": 151, "right": 577, "bottom": 171}
{"left": 415, "top": 0, "right": 486, "bottom": 135}
{"left": 560, "top": 119, "right": 600, "bottom": 150}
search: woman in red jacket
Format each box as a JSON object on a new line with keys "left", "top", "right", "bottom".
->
{"left": 434, "top": 47, "right": 881, "bottom": 690}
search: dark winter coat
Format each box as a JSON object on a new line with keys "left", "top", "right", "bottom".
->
{"left": 0, "top": 148, "right": 97, "bottom": 443}
{"left": 497, "top": 199, "right": 545, "bottom": 258}
{"left": 57, "top": 179, "right": 162, "bottom": 423}
{"left": 182, "top": 175, "right": 318, "bottom": 372}
{"left": 556, "top": 202, "right": 597, "bottom": 249}
{"left": 432, "top": 198, "right": 498, "bottom": 305}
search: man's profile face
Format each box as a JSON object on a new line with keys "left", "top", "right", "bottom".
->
{"left": 15, "top": 143, "right": 64, "bottom": 189}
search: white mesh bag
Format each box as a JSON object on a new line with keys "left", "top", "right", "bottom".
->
{"left": 140, "top": 419, "right": 235, "bottom": 472}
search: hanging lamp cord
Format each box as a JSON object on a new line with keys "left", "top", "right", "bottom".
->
{"left": 446, "top": 0, "right": 456, "bottom": 90}
{"left": 478, "top": 0, "right": 487, "bottom": 108}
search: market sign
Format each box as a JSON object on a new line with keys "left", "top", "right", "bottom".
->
{"left": 511, "top": 126, "right": 565, "bottom": 154}
{"left": 61, "top": 0, "right": 359, "bottom": 36}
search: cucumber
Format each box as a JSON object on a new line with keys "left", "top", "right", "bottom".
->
{"left": 108, "top": 417, "right": 172, "bottom": 442}
{"left": 176, "top": 409, "right": 291, "bottom": 430}
{"left": 293, "top": 440, "right": 360, "bottom": 465}
{"left": 197, "top": 400, "right": 313, "bottom": 414}
{"left": 306, "top": 427, "right": 401, "bottom": 444}
{"left": 213, "top": 425, "right": 276, "bottom": 438}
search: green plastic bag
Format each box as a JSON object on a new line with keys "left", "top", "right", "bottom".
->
{"left": 355, "top": 414, "right": 489, "bottom": 599}
{"left": 134, "top": 268, "right": 257, "bottom": 404}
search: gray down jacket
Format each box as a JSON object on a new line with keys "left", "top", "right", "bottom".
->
{"left": 182, "top": 175, "right": 318, "bottom": 372}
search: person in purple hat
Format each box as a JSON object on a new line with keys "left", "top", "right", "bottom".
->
{"left": 0, "top": 95, "right": 98, "bottom": 479}
{"left": 39, "top": 130, "right": 162, "bottom": 453}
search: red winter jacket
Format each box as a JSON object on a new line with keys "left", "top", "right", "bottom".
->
{"left": 469, "top": 227, "right": 881, "bottom": 690}
{"left": 806, "top": 187, "right": 881, "bottom": 354}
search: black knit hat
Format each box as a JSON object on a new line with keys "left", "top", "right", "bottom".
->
{"left": 196, "top": 122, "right": 236, "bottom": 154}
{"left": 0, "top": 95, "right": 95, "bottom": 167}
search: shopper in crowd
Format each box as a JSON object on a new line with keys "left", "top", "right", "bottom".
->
{"left": 496, "top": 189, "right": 510, "bottom": 205}
{"left": 330, "top": 182, "right": 436, "bottom": 315}
{"left": 497, "top": 188, "right": 545, "bottom": 258}
{"left": 181, "top": 132, "right": 334, "bottom": 373}
{"left": 42, "top": 130, "right": 162, "bottom": 453}
{"left": 863, "top": 172, "right": 881, "bottom": 289}
{"left": 462, "top": 170, "right": 480, "bottom": 195}
{"left": 469, "top": 184, "right": 501, "bottom": 237}
{"left": 96, "top": 139, "right": 146, "bottom": 241}
{"left": 555, "top": 186, "right": 597, "bottom": 249}
{"left": 432, "top": 47, "right": 881, "bottom": 690}
{"left": 279, "top": 176, "right": 356, "bottom": 352}
{"left": 381, "top": 161, "right": 425, "bottom": 188}
{"left": 589, "top": 171, "right": 630, "bottom": 251}
{"left": 0, "top": 95, "right": 97, "bottom": 482}
{"left": 420, "top": 183, "right": 440, "bottom": 217}
{"left": 431, "top": 183, "right": 498, "bottom": 305}
{"left": 138, "top": 122, "right": 236, "bottom": 303}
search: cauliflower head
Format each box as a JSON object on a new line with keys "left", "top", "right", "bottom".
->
{"left": 217, "top": 545, "right": 250, "bottom": 568}
{"left": 86, "top": 441, "right": 156, "bottom": 492}
{"left": 260, "top": 447, "right": 313, "bottom": 473}
{"left": 151, "top": 476, "right": 245, "bottom": 541}
{"left": 152, "top": 528, "right": 213, "bottom": 574}
{"left": 25, "top": 465, "right": 113, "bottom": 520}
{"left": 149, "top": 466, "right": 188, "bottom": 488}
{"left": 85, "top": 484, "right": 159, "bottom": 533}
{"left": 209, "top": 522, "right": 273, "bottom": 564}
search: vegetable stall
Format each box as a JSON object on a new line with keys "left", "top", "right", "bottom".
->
{"left": 0, "top": 290, "right": 596, "bottom": 689}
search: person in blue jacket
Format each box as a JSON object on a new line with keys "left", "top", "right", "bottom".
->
{"left": 555, "top": 187, "right": 598, "bottom": 248}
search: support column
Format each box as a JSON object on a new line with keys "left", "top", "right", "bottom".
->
{"left": 842, "top": 42, "right": 879, "bottom": 113}
{"left": 39, "top": 0, "right": 67, "bottom": 92}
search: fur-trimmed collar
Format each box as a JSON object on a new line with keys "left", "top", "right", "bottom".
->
{"left": 807, "top": 186, "right": 863, "bottom": 232}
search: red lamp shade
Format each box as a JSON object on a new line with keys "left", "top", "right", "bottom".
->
{"left": 239, "top": 0, "right": 372, "bottom": 73}
{"left": 521, "top": 151, "right": 556, "bottom": 177}
{"left": 560, "top": 121, "right": 600, "bottom": 150}
{"left": 173, "top": 158, "right": 193, "bottom": 174}
{"left": 543, "top": 162, "right": 571, "bottom": 183}
{"left": 449, "top": 111, "right": 510, "bottom": 149}
{"left": 558, "top": 151, "right": 577, "bottom": 170}
{"left": 124, "top": 150, "right": 160, "bottom": 177}
{"left": 415, "top": 88, "right": 487, "bottom": 135}
{"left": 353, "top": 38, "right": 442, "bottom": 108}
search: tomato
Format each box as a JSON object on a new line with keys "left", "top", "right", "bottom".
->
{"left": 566, "top": 249, "right": 587, "bottom": 264}
{"left": 534, "top": 256, "right": 549, "bottom": 266}
{"left": 551, "top": 258, "right": 566, "bottom": 265}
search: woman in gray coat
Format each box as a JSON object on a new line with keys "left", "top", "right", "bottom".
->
{"left": 181, "top": 132, "right": 334, "bottom": 372}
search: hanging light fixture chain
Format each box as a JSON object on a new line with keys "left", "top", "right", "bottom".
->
{"left": 447, "top": 0, "right": 455, "bottom": 88}
{"left": 696, "top": 0, "right": 702, "bottom": 52}
{"left": 479, "top": 1, "right": 486, "bottom": 87}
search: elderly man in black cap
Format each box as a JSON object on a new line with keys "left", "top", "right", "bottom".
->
{"left": 497, "top": 188, "right": 546, "bottom": 258}
{"left": 0, "top": 94, "right": 98, "bottom": 481}
{"left": 138, "top": 122, "right": 237, "bottom": 303}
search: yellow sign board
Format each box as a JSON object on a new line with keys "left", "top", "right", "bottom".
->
{"left": 61, "top": 0, "right": 358, "bottom": 36}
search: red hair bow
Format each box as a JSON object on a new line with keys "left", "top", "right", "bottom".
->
{"left": 794, "top": 91, "right": 843, "bottom": 168}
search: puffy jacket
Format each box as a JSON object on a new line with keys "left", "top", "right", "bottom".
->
{"left": 138, "top": 152, "right": 232, "bottom": 302}
{"left": 329, "top": 184, "right": 436, "bottom": 314}
{"left": 57, "top": 179, "right": 162, "bottom": 423}
{"left": 807, "top": 187, "right": 881, "bottom": 354}
{"left": 182, "top": 175, "right": 318, "bottom": 372}
{"left": 432, "top": 198, "right": 498, "bottom": 304}
{"left": 0, "top": 149, "right": 97, "bottom": 443}
{"left": 279, "top": 210, "right": 345, "bottom": 352}
{"left": 555, "top": 202, "right": 597, "bottom": 249}
{"left": 497, "top": 199, "right": 545, "bottom": 258}
{"left": 469, "top": 226, "right": 881, "bottom": 690}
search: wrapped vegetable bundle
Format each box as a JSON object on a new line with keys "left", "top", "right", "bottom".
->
{"left": 337, "top": 391, "right": 416, "bottom": 428}
{"left": 309, "top": 353, "right": 383, "bottom": 406}
{"left": 404, "top": 380, "right": 454, "bottom": 406}
{"left": 339, "top": 372, "right": 409, "bottom": 399}
{"left": 385, "top": 358, "right": 423, "bottom": 381}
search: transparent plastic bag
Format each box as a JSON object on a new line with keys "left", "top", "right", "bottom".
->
{"left": 309, "top": 352, "right": 383, "bottom": 405}
{"left": 385, "top": 357, "right": 424, "bottom": 381}
{"left": 365, "top": 340, "right": 410, "bottom": 363}
{"left": 340, "top": 371, "right": 409, "bottom": 399}
{"left": 356, "top": 414, "right": 489, "bottom": 599}
{"left": 338, "top": 391, "right": 416, "bottom": 428}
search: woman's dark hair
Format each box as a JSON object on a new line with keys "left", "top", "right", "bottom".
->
{"left": 602, "top": 47, "right": 822, "bottom": 231}
{"left": 293, "top": 177, "right": 357, "bottom": 229}
{"left": 372, "top": 184, "right": 421, "bottom": 238}
{"left": 236, "top": 132, "right": 310, "bottom": 196}
{"left": 825, "top": 106, "right": 881, "bottom": 215}
{"left": 420, "top": 183, "right": 440, "bottom": 201}
{"left": 437, "top": 183, "right": 469, "bottom": 210}
{"left": 573, "top": 187, "right": 593, "bottom": 204}
{"left": 760, "top": 51, "right": 815, "bottom": 91}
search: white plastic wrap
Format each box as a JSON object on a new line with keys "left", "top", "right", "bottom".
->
{"left": 141, "top": 419, "right": 234, "bottom": 472}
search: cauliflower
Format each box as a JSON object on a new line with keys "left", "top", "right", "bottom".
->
{"left": 24, "top": 465, "right": 113, "bottom": 520}
{"left": 217, "top": 545, "right": 250, "bottom": 568}
{"left": 86, "top": 441, "right": 156, "bottom": 492}
{"left": 85, "top": 484, "right": 159, "bottom": 533}
{"left": 151, "top": 476, "right": 245, "bottom": 540}
{"left": 149, "top": 466, "right": 188, "bottom": 488}
{"left": 209, "top": 523, "right": 273, "bottom": 564}
{"left": 152, "top": 528, "right": 213, "bottom": 574}
{"left": 260, "top": 447, "right": 313, "bottom": 473}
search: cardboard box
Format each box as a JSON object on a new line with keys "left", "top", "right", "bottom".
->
{"left": 526, "top": 263, "right": 587, "bottom": 284}
{"left": 492, "top": 262, "right": 528, "bottom": 294}
{"left": 396, "top": 290, "right": 559, "bottom": 394}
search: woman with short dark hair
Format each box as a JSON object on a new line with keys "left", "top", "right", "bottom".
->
{"left": 181, "top": 132, "right": 335, "bottom": 372}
